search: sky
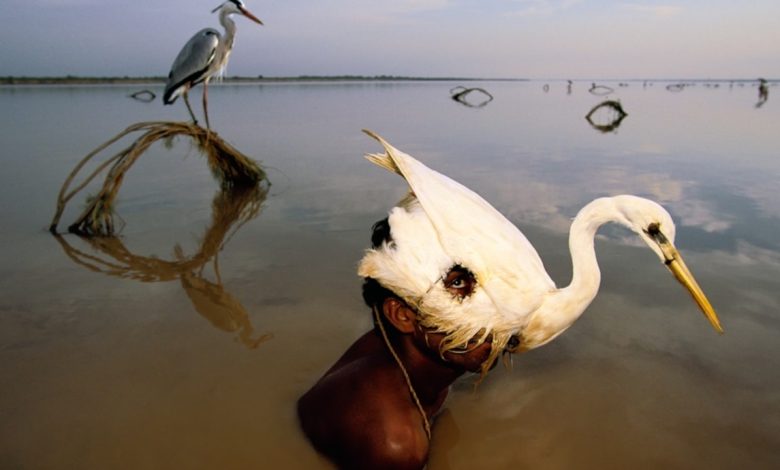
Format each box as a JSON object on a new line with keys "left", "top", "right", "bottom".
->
{"left": 1, "top": 0, "right": 778, "bottom": 79}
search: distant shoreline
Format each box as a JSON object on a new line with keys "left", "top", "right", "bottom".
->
{"left": 0, "top": 75, "right": 526, "bottom": 85}
{"left": 2, "top": 76, "right": 774, "bottom": 86}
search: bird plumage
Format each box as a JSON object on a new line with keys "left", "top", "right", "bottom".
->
{"left": 162, "top": 1, "right": 262, "bottom": 127}
{"left": 163, "top": 28, "right": 220, "bottom": 104}
{"left": 360, "top": 130, "right": 722, "bottom": 363}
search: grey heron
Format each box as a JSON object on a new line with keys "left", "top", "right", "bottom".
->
{"left": 163, "top": 0, "right": 263, "bottom": 128}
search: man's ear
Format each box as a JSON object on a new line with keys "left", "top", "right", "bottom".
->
{"left": 382, "top": 297, "right": 417, "bottom": 334}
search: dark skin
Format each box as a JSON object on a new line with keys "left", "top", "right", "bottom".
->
{"left": 297, "top": 269, "right": 494, "bottom": 470}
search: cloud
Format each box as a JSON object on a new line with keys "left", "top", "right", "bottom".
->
{"left": 18, "top": 0, "right": 103, "bottom": 5}
{"left": 396, "top": 0, "right": 451, "bottom": 12}
{"left": 505, "top": 0, "right": 583, "bottom": 18}
{"left": 620, "top": 3, "right": 683, "bottom": 18}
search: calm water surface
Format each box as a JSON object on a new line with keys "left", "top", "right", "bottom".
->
{"left": 1, "top": 81, "right": 778, "bottom": 469}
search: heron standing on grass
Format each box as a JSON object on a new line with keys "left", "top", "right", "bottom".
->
{"left": 163, "top": 0, "right": 263, "bottom": 129}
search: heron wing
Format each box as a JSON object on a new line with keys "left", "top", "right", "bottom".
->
{"left": 363, "top": 130, "right": 556, "bottom": 319}
{"left": 163, "top": 28, "right": 221, "bottom": 104}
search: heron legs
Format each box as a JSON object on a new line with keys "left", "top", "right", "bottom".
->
{"left": 182, "top": 89, "right": 199, "bottom": 125}
{"left": 202, "top": 79, "right": 212, "bottom": 130}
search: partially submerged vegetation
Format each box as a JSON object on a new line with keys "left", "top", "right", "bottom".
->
{"left": 50, "top": 121, "right": 265, "bottom": 236}
{"left": 450, "top": 85, "right": 494, "bottom": 108}
{"left": 585, "top": 100, "right": 628, "bottom": 133}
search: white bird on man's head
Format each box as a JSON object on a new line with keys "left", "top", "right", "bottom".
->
{"left": 163, "top": 0, "right": 263, "bottom": 129}
{"left": 359, "top": 130, "right": 723, "bottom": 370}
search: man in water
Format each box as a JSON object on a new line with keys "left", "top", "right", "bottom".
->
{"left": 298, "top": 131, "right": 527, "bottom": 468}
{"left": 297, "top": 218, "right": 499, "bottom": 469}
{"left": 298, "top": 129, "right": 723, "bottom": 468}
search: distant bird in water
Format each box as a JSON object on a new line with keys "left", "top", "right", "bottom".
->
{"left": 756, "top": 78, "right": 769, "bottom": 108}
{"left": 163, "top": 0, "right": 263, "bottom": 129}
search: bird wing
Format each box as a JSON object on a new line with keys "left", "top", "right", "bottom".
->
{"left": 363, "top": 130, "right": 556, "bottom": 320}
{"left": 163, "top": 28, "right": 221, "bottom": 104}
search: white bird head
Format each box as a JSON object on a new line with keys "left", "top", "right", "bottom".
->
{"left": 609, "top": 195, "right": 721, "bottom": 334}
{"left": 212, "top": 0, "right": 263, "bottom": 24}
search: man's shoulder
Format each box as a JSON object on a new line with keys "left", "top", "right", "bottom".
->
{"left": 301, "top": 352, "right": 406, "bottom": 417}
{"left": 298, "top": 352, "right": 430, "bottom": 469}
{"left": 308, "top": 399, "right": 428, "bottom": 470}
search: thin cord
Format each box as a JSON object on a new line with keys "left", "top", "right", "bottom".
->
{"left": 373, "top": 306, "right": 432, "bottom": 440}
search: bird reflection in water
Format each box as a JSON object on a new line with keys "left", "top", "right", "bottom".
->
{"left": 53, "top": 184, "right": 271, "bottom": 349}
{"left": 585, "top": 100, "right": 628, "bottom": 133}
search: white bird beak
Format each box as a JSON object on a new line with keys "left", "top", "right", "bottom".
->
{"left": 652, "top": 231, "right": 724, "bottom": 334}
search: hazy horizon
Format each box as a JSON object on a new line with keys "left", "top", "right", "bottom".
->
{"left": 3, "top": 75, "right": 778, "bottom": 83}
{"left": 2, "top": 1, "right": 778, "bottom": 80}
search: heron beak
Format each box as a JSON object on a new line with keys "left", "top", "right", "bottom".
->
{"left": 240, "top": 7, "right": 264, "bottom": 25}
{"left": 653, "top": 233, "right": 724, "bottom": 334}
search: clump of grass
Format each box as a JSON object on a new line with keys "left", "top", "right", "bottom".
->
{"left": 50, "top": 121, "right": 266, "bottom": 236}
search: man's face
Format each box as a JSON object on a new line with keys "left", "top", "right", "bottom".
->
{"left": 413, "top": 326, "right": 497, "bottom": 374}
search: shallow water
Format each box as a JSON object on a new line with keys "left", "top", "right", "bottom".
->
{"left": 1, "top": 80, "right": 779, "bottom": 469}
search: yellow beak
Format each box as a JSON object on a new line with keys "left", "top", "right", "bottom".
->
{"left": 661, "top": 242, "right": 724, "bottom": 334}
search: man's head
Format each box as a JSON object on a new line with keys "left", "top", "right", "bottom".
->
{"left": 361, "top": 216, "right": 503, "bottom": 375}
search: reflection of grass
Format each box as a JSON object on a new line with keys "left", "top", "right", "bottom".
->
{"left": 50, "top": 121, "right": 265, "bottom": 236}
{"left": 53, "top": 184, "right": 273, "bottom": 349}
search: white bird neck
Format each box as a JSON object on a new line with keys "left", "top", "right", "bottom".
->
{"left": 563, "top": 197, "right": 620, "bottom": 305}
{"left": 219, "top": 9, "right": 238, "bottom": 48}
{"left": 522, "top": 198, "right": 622, "bottom": 349}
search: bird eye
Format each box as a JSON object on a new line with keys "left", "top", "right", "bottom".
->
{"left": 646, "top": 222, "right": 661, "bottom": 236}
{"left": 443, "top": 266, "right": 476, "bottom": 298}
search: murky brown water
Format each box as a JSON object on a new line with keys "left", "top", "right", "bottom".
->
{"left": 1, "top": 81, "right": 779, "bottom": 469}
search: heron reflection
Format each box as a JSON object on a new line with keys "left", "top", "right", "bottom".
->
{"left": 53, "top": 184, "right": 271, "bottom": 349}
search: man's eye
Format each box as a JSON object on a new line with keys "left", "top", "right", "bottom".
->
{"left": 443, "top": 265, "right": 476, "bottom": 298}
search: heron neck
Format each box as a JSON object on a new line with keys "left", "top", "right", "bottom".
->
{"left": 219, "top": 10, "right": 238, "bottom": 48}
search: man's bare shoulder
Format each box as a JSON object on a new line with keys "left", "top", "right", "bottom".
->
{"left": 298, "top": 339, "right": 429, "bottom": 469}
